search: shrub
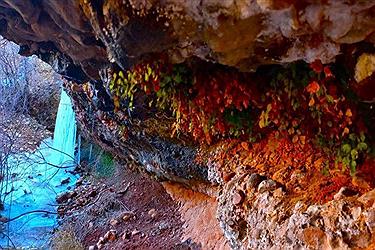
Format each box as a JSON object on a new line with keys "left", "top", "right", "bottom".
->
{"left": 108, "top": 58, "right": 373, "bottom": 173}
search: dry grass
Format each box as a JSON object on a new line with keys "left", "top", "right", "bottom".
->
{"left": 51, "top": 226, "right": 84, "bottom": 250}
{"left": 73, "top": 188, "right": 127, "bottom": 241}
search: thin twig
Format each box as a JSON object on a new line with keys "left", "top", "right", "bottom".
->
{"left": 3, "top": 210, "right": 57, "bottom": 223}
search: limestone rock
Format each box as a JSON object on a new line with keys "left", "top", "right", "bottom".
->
{"left": 257, "top": 179, "right": 277, "bottom": 193}
{"left": 218, "top": 174, "right": 375, "bottom": 249}
{"left": 110, "top": 218, "right": 119, "bottom": 226}
{"left": 232, "top": 190, "right": 244, "bottom": 206}
{"left": 359, "top": 189, "right": 375, "bottom": 207}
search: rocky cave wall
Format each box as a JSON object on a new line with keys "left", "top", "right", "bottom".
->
{"left": 2, "top": 1, "right": 375, "bottom": 79}
{"left": 1, "top": 1, "right": 375, "bottom": 249}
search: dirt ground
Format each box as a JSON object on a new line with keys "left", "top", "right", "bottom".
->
{"left": 58, "top": 161, "right": 228, "bottom": 250}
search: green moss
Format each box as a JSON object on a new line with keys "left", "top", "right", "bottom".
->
{"left": 94, "top": 151, "right": 116, "bottom": 178}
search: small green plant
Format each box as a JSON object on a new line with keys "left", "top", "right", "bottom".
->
{"left": 109, "top": 68, "right": 144, "bottom": 111}
{"left": 336, "top": 133, "right": 368, "bottom": 175}
{"left": 258, "top": 104, "right": 272, "bottom": 128}
{"left": 224, "top": 108, "right": 253, "bottom": 138}
{"left": 155, "top": 64, "right": 190, "bottom": 109}
{"left": 94, "top": 151, "right": 116, "bottom": 178}
{"left": 109, "top": 61, "right": 190, "bottom": 112}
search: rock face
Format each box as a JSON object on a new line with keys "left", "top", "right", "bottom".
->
{"left": 1, "top": 0, "right": 375, "bottom": 80}
{"left": 83, "top": 0, "right": 375, "bottom": 71}
{"left": 163, "top": 182, "right": 230, "bottom": 249}
{"left": 0, "top": 0, "right": 107, "bottom": 80}
{"left": 1, "top": 1, "right": 375, "bottom": 249}
{"left": 66, "top": 83, "right": 211, "bottom": 191}
{"left": 218, "top": 174, "right": 375, "bottom": 249}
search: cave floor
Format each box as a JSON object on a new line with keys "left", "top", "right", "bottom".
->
{"left": 59, "top": 161, "right": 228, "bottom": 249}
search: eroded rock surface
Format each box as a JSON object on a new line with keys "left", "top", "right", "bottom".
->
{"left": 1, "top": 0, "right": 375, "bottom": 80}
{"left": 65, "top": 82, "right": 212, "bottom": 192}
{"left": 163, "top": 182, "right": 230, "bottom": 249}
{"left": 0, "top": 0, "right": 107, "bottom": 80}
{"left": 218, "top": 174, "right": 375, "bottom": 249}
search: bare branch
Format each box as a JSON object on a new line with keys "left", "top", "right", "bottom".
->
{"left": 1, "top": 210, "right": 58, "bottom": 223}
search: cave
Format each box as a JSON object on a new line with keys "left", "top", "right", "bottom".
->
{"left": 0, "top": 0, "right": 375, "bottom": 249}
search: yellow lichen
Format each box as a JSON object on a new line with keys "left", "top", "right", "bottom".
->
{"left": 355, "top": 53, "right": 375, "bottom": 82}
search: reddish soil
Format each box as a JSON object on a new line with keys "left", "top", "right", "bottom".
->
{"left": 60, "top": 162, "right": 227, "bottom": 249}
{"left": 81, "top": 165, "right": 186, "bottom": 249}
{"left": 163, "top": 182, "right": 230, "bottom": 250}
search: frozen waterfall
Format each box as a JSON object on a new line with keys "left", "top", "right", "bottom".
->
{"left": 0, "top": 89, "right": 78, "bottom": 248}
{"left": 49, "top": 89, "right": 77, "bottom": 167}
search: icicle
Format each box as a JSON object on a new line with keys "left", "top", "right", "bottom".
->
{"left": 77, "top": 134, "right": 81, "bottom": 165}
